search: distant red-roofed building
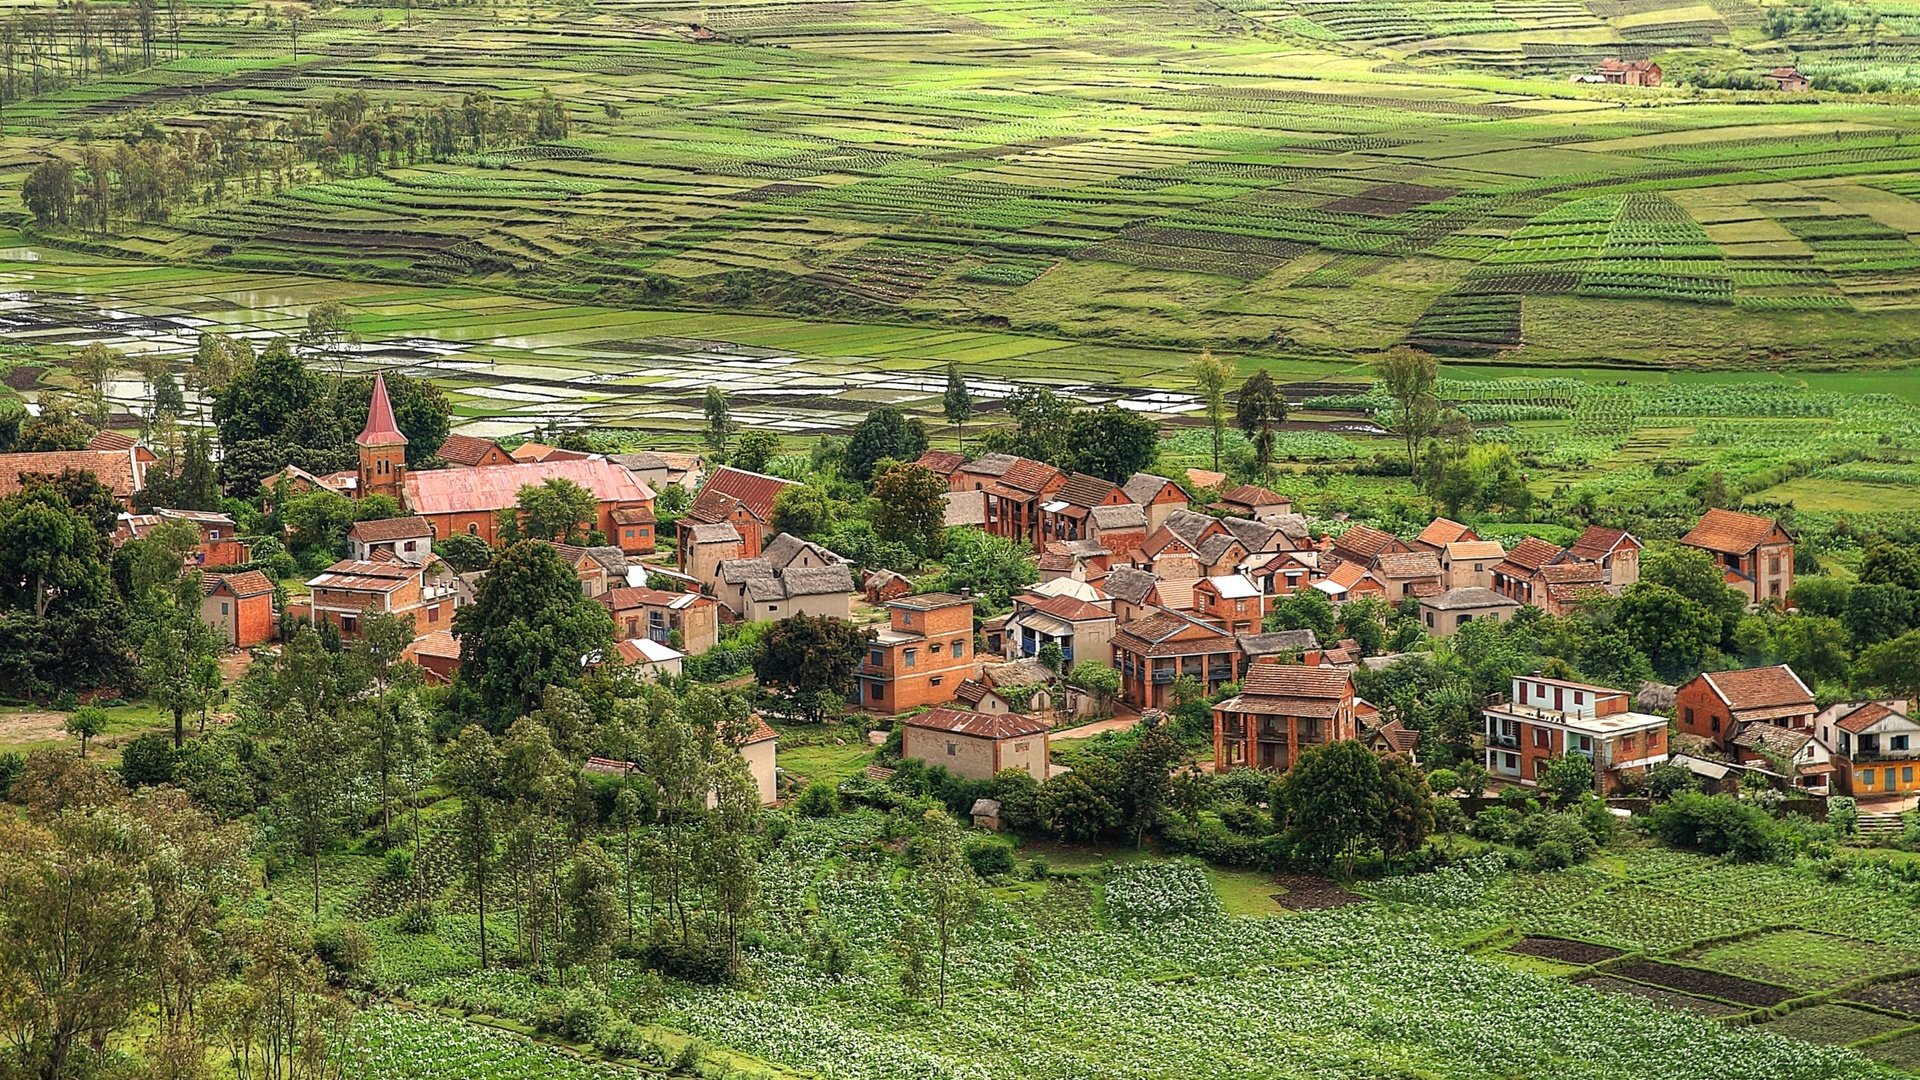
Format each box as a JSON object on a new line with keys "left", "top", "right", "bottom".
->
{"left": 1817, "top": 700, "right": 1920, "bottom": 797}
{"left": 951, "top": 453, "right": 1064, "bottom": 547}
{"left": 1004, "top": 591, "right": 1118, "bottom": 668}
{"left": 600, "top": 586, "right": 718, "bottom": 654}
{"left": 678, "top": 466, "right": 796, "bottom": 564}
{"left": 403, "top": 457, "right": 656, "bottom": 553}
{"left": 1038, "top": 472, "right": 1130, "bottom": 551}
{"left": 404, "top": 629, "right": 463, "bottom": 684}
{"left": 1491, "top": 535, "right": 1570, "bottom": 607}
{"left": 1594, "top": 57, "right": 1661, "bottom": 86}
{"left": 1681, "top": 509, "right": 1793, "bottom": 605}
{"left": 510, "top": 441, "right": 590, "bottom": 464}
{"left": 913, "top": 449, "right": 967, "bottom": 483}
{"left": 305, "top": 556, "right": 459, "bottom": 638}
{"left": 1211, "top": 664, "right": 1356, "bottom": 773}
{"left": 0, "top": 447, "right": 149, "bottom": 504}
{"left": 1328, "top": 523, "right": 1407, "bottom": 568}
{"left": 201, "top": 571, "right": 276, "bottom": 648}
{"left": 1210, "top": 484, "right": 1291, "bottom": 522}
{"left": 1675, "top": 665, "right": 1816, "bottom": 750}
{"left": 436, "top": 433, "right": 514, "bottom": 468}
{"left": 857, "top": 593, "right": 978, "bottom": 715}
{"left": 900, "top": 706, "right": 1051, "bottom": 783}
{"left": 347, "top": 516, "right": 434, "bottom": 564}
{"left": 1567, "top": 525, "right": 1641, "bottom": 586}
{"left": 1485, "top": 674, "right": 1669, "bottom": 794}
{"left": 1193, "top": 574, "right": 1265, "bottom": 635}
{"left": 120, "top": 508, "right": 249, "bottom": 567}
{"left": 1411, "top": 517, "right": 1478, "bottom": 553}
{"left": 1121, "top": 472, "right": 1189, "bottom": 532}
{"left": 1764, "top": 65, "right": 1809, "bottom": 91}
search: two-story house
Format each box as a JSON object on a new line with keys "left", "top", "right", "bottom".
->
{"left": 600, "top": 586, "right": 719, "bottom": 654}
{"left": 305, "top": 555, "right": 459, "bottom": 638}
{"left": 1112, "top": 609, "right": 1239, "bottom": 711}
{"left": 346, "top": 516, "right": 434, "bottom": 564}
{"left": 857, "top": 593, "right": 978, "bottom": 715}
{"left": 1003, "top": 592, "right": 1117, "bottom": 669}
{"left": 1192, "top": 574, "right": 1265, "bottom": 635}
{"left": 1484, "top": 674, "right": 1670, "bottom": 793}
{"left": 1681, "top": 508, "right": 1794, "bottom": 605}
{"left": 1674, "top": 665, "right": 1816, "bottom": 750}
{"left": 1817, "top": 700, "right": 1920, "bottom": 797}
{"left": 1211, "top": 664, "right": 1355, "bottom": 773}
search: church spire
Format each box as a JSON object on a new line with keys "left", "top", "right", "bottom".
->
{"left": 356, "top": 371, "right": 408, "bottom": 447}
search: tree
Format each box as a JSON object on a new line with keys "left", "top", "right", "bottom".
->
{"left": 1376, "top": 346, "right": 1441, "bottom": 477}
{"left": 1234, "top": 370, "right": 1288, "bottom": 480}
{"left": 15, "top": 392, "right": 96, "bottom": 452}
{"left": 913, "top": 809, "right": 979, "bottom": 1010}
{"left": 1189, "top": 350, "right": 1234, "bottom": 471}
{"left": 1618, "top": 583, "right": 1720, "bottom": 681}
{"left": 435, "top": 532, "right": 495, "bottom": 573}
{"left": 1069, "top": 660, "right": 1121, "bottom": 715}
{"left": 22, "top": 158, "right": 76, "bottom": 226}
{"left": 752, "top": 614, "right": 874, "bottom": 722}
{"left": 452, "top": 541, "right": 615, "bottom": 732}
{"left": 142, "top": 426, "right": 220, "bottom": 511}
{"left": 702, "top": 386, "right": 733, "bottom": 460}
{"left": 1039, "top": 766, "right": 1120, "bottom": 842}
{"left": 943, "top": 361, "right": 973, "bottom": 451}
{"left": 1856, "top": 630, "right": 1920, "bottom": 704}
{"left": 1063, "top": 405, "right": 1159, "bottom": 482}
{"left": 561, "top": 842, "right": 621, "bottom": 980}
{"left": 301, "top": 299, "right": 358, "bottom": 373}
{"left": 984, "top": 387, "right": 1076, "bottom": 466}
{"left": 1375, "top": 753, "right": 1434, "bottom": 858}
{"left": 64, "top": 706, "right": 107, "bottom": 758}
{"left": 140, "top": 575, "right": 221, "bottom": 749}
{"left": 1642, "top": 543, "right": 1745, "bottom": 644}
{"left": 443, "top": 725, "right": 502, "bottom": 969}
{"left": 1771, "top": 614, "right": 1850, "bottom": 685}
{"left": 732, "top": 430, "right": 779, "bottom": 474}
{"left": 926, "top": 528, "right": 1035, "bottom": 611}
{"left": 771, "top": 484, "right": 837, "bottom": 539}
{"left": 1280, "top": 741, "right": 1383, "bottom": 874}
{"left": 1116, "top": 722, "right": 1181, "bottom": 847}
{"left": 845, "top": 406, "right": 930, "bottom": 483}
{"left": 513, "top": 477, "right": 598, "bottom": 544}
{"left": 0, "top": 483, "right": 113, "bottom": 619}
{"left": 870, "top": 462, "right": 948, "bottom": 564}
{"left": 1538, "top": 754, "right": 1597, "bottom": 806}
{"left": 1265, "top": 587, "right": 1336, "bottom": 645}
{"left": 69, "top": 343, "right": 119, "bottom": 425}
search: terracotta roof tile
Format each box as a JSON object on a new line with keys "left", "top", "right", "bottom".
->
{"left": 1837, "top": 702, "right": 1899, "bottom": 735}
{"left": 1330, "top": 523, "right": 1400, "bottom": 565}
{"left": 348, "top": 516, "right": 434, "bottom": 543}
{"left": 356, "top": 373, "right": 407, "bottom": 447}
{"left": 437, "top": 432, "right": 506, "bottom": 466}
{"left": 206, "top": 569, "right": 276, "bottom": 598}
{"left": 1122, "top": 473, "right": 1183, "bottom": 506}
{"left": 914, "top": 449, "right": 967, "bottom": 476}
{"left": 687, "top": 466, "right": 793, "bottom": 525}
{"left": 0, "top": 449, "right": 137, "bottom": 498}
{"left": 1375, "top": 551, "right": 1442, "bottom": 578}
{"left": 87, "top": 430, "right": 136, "bottom": 452}
{"left": 1218, "top": 484, "right": 1288, "bottom": 509}
{"left": 1505, "top": 535, "right": 1568, "bottom": 571}
{"left": 1415, "top": 518, "right": 1475, "bottom": 548}
{"left": 1702, "top": 665, "right": 1814, "bottom": 712}
{"left": 1569, "top": 525, "right": 1638, "bottom": 562}
{"left": 996, "top": 457, "right": 1062, "bottom": 496}
{"left": 1240, "top": 663, "right": 1352, "bottom": 700}
{"left": 1054, "top": 472, "right": 1117, "bottom": 508}
{"left": 1682, "top": 509, "right": 1786, "bottom": 556}
{"left": 903, "top": 706, "right": 1049, "bottom": 739}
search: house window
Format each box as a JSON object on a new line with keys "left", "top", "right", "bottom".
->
{"left": 1684, "top": 706, "right": 1693, "bottom": 724}
{"left": 1861, "top": 769, "right": 1876, "bottom": 788}
{"left": 428, "top": 607, "right": 439, "bottom": 623}
{"left": 931, "top": 642, "right": 943, "bottom": 655}
{"left": 869, "top": 649, "right": 883, "bottom": 667}
{"left": 1578, "top": 735, "right": 1592, "bottom": 753}
{"left": 467, "top": 523, "right": 479, "bottom": 536}
{"left": 220, "top": 602, "right": 230, "bottom": 616}
{"left": 1573, "top": 692, "right": 1584, "bottom": 706}
{"left": 209, "top": 529, "right": 221, "bottom": 540}
{"left": 953, "top": 638, "right": 966, "bottom": 654}
{"left": 869, "top": 682, "right": 882, "bottom": 699}
{"left": 1711, "top": 717, "right": 1720, "bottom": 734}
{"left": 1014, "top": 741, "right": 1030, "bottom": 753}
{"left": 1425, "top": 612, "right": 1434, "bottom": 628}
{"left": 1906, "top": 767, "right": 1915, "bottom": 786}
{"left": 931, "top": 676, "right": 943, "bottom": 687}
{"left": 1896, "top": 736, "right": 1910, "bottom": 751}
{"left": 946, "top": 742, "right": 957, "bottom": 757}
{"left": 1532, "top": 728, "right": 1548, "bottom": 749}
{"left": 904, "top": 649, "right": 917, "bottom": 668}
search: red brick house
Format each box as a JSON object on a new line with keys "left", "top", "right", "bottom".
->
{"left": 119, "top": 508, "right": 249, "bottom": 567}
{"left": 201, "top": 570, "right": 276, "bottom": 649}
{"left": 305, "top": 556, "right": 458, "bottom": 638}
{"left": 1038, "top": 473, "right": 1131, "bottom": 550}
{"left": 1209, "top": 484, "right": 1291, "bottom": 521}
{"left": 600, "top": 586, "right": 719, "bottom": 654}
{"left": 1595, "top": 57, "right": 1661, "bottom": 86}
{"left": 952, "top": 454, "right": 1064, "bottom": 547}
{"left": 1121, "top": 472, "right": 1190, "bottom": 532}
{"left": 1327, "top": 523, "right": 1407, "bottom": 568}
{"left": 1112, "top": 609, "right": 1239, "bottom": 711}
{"left": 856, "top": 593, "right": 976, "bottom": 715}
{"left": 900, "top": 706, "right": 1050, "bottom": 784}
{"left": 1193, "top": 574, "right": 1265, "bottom": 635}
{"left": 0, "top": 447, "right": 148, "bottom": 504}
{"left": 1211, "top": 664, "right": 1356, "bottom": 773}
{"left": 1411, "top": 517, "right": 1478, "bottom": 553}
{"left": 679, "top": 466, "right": 795, "bottom": 564}
{"left": 1568, "top": 525, "right": 1642, "bottom": 586}
{"left": 913, "top": 449, "right": 968, "bottom": 484}
{"left": 1681, "top": 509, "right": 1794, "bottom": 605}
{"left": 1675, "top": 665, "right": 1816, "bottom": 750}
{"left": 346, "top": 516, "right": 434, "bottom": 564}
{"left": 1491, "top": 535, "right": 1570, "bottom": 608}
{"left": 436, "top": 433, "right": 514, "bottom": 468}
{"left": 404, "top": 629, "right": 463, "bottom": 684}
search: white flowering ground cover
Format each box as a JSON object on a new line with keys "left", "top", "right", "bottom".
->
{"left": 390, "top": 818, "right": 1919, "bottom": 1080}
{"left": 342, "top": 1008, "right": 630, "bottom": 1080}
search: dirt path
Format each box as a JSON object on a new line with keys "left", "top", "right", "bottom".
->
{"left": 1052, "top": 713, "right": 1142, "bottom": 740}
{"left": 0, "top": 710, "right": 69, "bottom": 745}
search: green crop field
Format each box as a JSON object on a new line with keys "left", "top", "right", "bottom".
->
{"left": 4, "top": 0, "right": 1920, "bottom": 372}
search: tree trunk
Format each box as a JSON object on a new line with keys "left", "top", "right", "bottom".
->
{"left": 174, "top": 706, "right": 185, "bottom": 749}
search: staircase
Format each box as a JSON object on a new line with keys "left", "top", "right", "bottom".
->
{"left": 1856, "top": 811, "right": 1905, "bottom": 841}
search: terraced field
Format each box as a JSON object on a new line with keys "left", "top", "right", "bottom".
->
{"left": 3, "top": 0, "right": 1920, "bottom": 369}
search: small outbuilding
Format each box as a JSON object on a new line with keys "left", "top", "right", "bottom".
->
{"left": 1418, "top": 586, "right": 1520, "bottom": 636}
{"left": 900, "top": 706, "right": 1051, "bottom": 783}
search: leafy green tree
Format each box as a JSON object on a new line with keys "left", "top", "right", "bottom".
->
{"left": 703, "top": 386, "right": 733, "bottom": 459}
{"left": 845, "top": 406, "right": 930, "bottom": 483}
{"left": 1375, "top": 346, "right": 1440, "bottom": 476}
{"left": 69, "top": 342, "right": 119, "bottom": 424}
{"left": 1069, "top": 659, "right": 1121, "bottom": 715}
{"left": 870, "top": 462, "right": 948, "bottom": 564}
{"left": 1855, "top": 629, "right": 1920, "bottom": 704}
{"left": 1280, "top": 740, "right": 1382, "bottom": 874}
{"left": 1376, "top": 752, "right": 1434, "bottom": 857}
{"left": 913, "top": 809, "right": 979, "bottom": 1010}
{"left": 752, "top": 614, "right": 874, "bottom": 722}
{"left": 1264, "top": 587, "right": 1336, "bottom": 645}
{"left": 771, "top": 484, "right": 838, "bottom": 539}
{"left": 1063, "top": 405, "right": 1159, "bottom": 483}
{"left": 140, "top": 574, "right": 222, "bottom": 749}
{"left": 64, "top": 706, "right": 108, "bottom": 758}
{"left": 301, "top": 300, "right": 359, "bottom": 374}
{"left": 0, "top": 483, "right": 114, "bottom": 621}
{"left": 1188, "top": 349, "right": 1234, "bottom": 471}
{"left": 561, "top": 841, "right": 622, "bottom": 980}
{"left": 15, "top": 391, "right": 96, "bottom": 451}
{"left": 1538, "top": 754, "right": 1597, "bottom": 806}
{"left": 280, "top": 488, "right": 357, "bottom": 563}
{"left": 443, "top": 724, "right": 503, "bottom": 968}
{"left": 1116, "top": 722, "right": 1181, "bottom": 847}
{"left": 1618, "top": 583, "right": 1720, "bottom": 681}
{"left": 1771, "top": 614, "right": 1850, "bottom": 685}
{"left": 435, "top": 532, "right": 495, "bottom": 572}
{"left": 213, "top": 339, "right": 322, "bottom": 448}
{"left": 731, "top": 430, "right": 780, "bottom": 474}
{"left": 1642, "top": 543, "right": 1745, "bottom": 644}
{"left": 984, "top": 387, "right": 1076, "bottom": 466}
{"left": 943, "top": 361, "right": 973, "bottom": 451}
{"left": 927, "top": 528, "right": 1035, "bottom": 611}
{"left": 1234, "top": 370, "right": 1288, "bottom": 480}
{"left": 451, "top": 541, "right": 616, "bottom": 732}
{"left": 511, "top": 477, "right": 598, "bottom": 544}
{"left": 142, "top": 427, "right": 221, "bottom": 511}
{"left": 1038, "top": 765, "right": 1120, "bottom": 842}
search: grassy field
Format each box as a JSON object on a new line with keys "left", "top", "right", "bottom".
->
{"left": 3, "top": 0, "right": 1920, "bottom": 372}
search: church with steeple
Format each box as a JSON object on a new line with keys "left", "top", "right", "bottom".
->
{"left": 356, "top": 372, "right": 409, "bottom": 503}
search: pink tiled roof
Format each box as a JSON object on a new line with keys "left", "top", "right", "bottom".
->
{"left": 404, "top": 458, "right": 653, "bottom": 516}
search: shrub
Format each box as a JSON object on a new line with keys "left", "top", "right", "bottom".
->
{"left": 1469, "top": 806, "right": 1520, "bottom": 844}
{"left": 119, "top": 732, "right": 177, "bottom": 786}
{"left": 964, "top": 837, "right": 1015, "bottom": 878}
{"left": 398, "top": 902, "right": 437, "bottom": 934}
{"left": 1829, "top": 796, "right": 1859, "bottom": 837}
{"left": 312, "top": 923, "right": 371, "bottom": 975}
{"left": 1217, "top": 802, "right": 1268, "bottom": 836}
{"left": 0, "top": 751, "right": 23, "bottom": 801}
{"left": 382, "top": 849, "right": 413, "bottom": 884}
{"left": 1426, "top": 767, "right": 1460, "bottom": 795}
{"left": 795, "top": 781, "right": 837, "bottom": 818}
{"left": 1645, "top": 792, "right": 1793, "bottom": 863}
{"left": 1531, "top": 839, "right": 1577, "bottom": 870}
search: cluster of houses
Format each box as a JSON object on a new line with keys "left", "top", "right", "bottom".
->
{"left": 1570, "top": 57, "right": 1810, "bottom": 92}
{"left": 10, "top": 375, "right": 1905, "bottom": 806}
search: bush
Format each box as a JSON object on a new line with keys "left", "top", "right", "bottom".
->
{"left": 383, "top": 849, "right": 413, "bottom": 884}
{"left": 646, "top": 928, "right": 732, "bottom": 985}
{"left": 1160, "top": 815, "right": 1265, "bottom": 867}
{"left": 1217, "top": 802, "right": 1268, "bottom": 836}
{"left": 1531, "top": 839, "right": 1577, "bottom": 870}
{"left": 119, "top": 732, "right": 177, "bottom": 786}
{"left": 312, "top": 923, "right": 371, "bottom": 975}
{"left": 1468, "top": 806, "right": 1520, "bottom": 844}
{"left": 0, "top": 751, "right": 23, "bottom": 801}
{"left": 964, "top": 836, "right": 1016, "bottom": 877}
{"left": 1646, "top": 792, "right": 1793, "bottom": 863}
{"left": 1829, "top": 796, "right": 1859, "bottom": 838}
{"left": 794, "top": 781, "right": 837, "bottom": 818}
{"left": 1426, "top": 767, "right": 1459, "bottom": 795}
{"left": 398, "top": 902, "right": 437, "bottom": 934}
